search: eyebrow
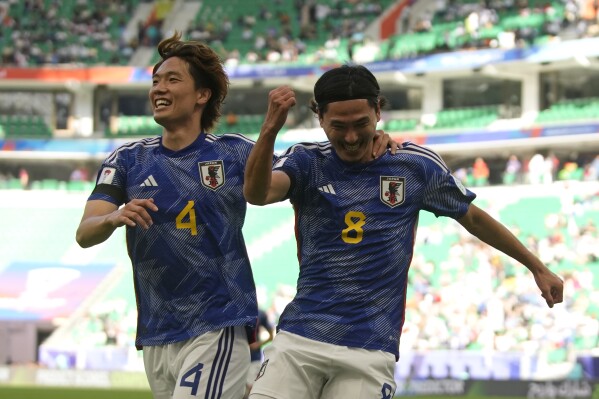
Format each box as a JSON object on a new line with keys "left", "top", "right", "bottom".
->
{"left": 152, "top": 71, "right": 184, "bottom": 79}
{"left": 330, "top": 116, "right": 371, "bottom": 125}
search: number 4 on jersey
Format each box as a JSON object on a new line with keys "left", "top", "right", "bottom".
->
{"left": 176, "top": 200, "right": 198, "bottom": 236}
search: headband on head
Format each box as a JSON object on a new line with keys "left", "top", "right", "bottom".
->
{"left": 314, "top": 65, "right": 380, "bottom": 109}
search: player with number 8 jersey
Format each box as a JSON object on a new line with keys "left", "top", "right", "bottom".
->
{"left": 244, "top": 65, "right": 564, "bottom": 399}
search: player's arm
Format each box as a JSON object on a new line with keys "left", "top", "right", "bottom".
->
{"left": 76, "top": 198, "right": 158, "bottom": 248}
{"left": 244, "top": 86, "right": 295, "bottom": 205}
{"left": 457, "top": 203, "right": 563, "bottom": 308}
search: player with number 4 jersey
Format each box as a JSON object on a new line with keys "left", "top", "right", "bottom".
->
{"left": 76, "top": 32, "right": 256, "bottom": 399}
{"left": 89, "top": 132, "right": 258, "bottom": 348}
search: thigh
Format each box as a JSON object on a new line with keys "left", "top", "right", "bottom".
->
{"left": 143, "top": 344, "right": 174, "bottom": 399}
{"left": 249, "top": 331, "right": 327, "bottom": 399}
{"left": 172, "top": 326, "right": 250, "bottom": 399}
{"left": 321, "top": 348, "right": 396, "bottom": 399}
{"left": 250, "top": 331, "right": 330, "bottom": 399}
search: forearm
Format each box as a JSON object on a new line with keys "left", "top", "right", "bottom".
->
{"left": 459, "top": 206, "right": 544, "bottom": 273}
{"left": 76, "top": 214, "right": 118, "bottom": 248}
{"left": 243, "top": 132, "right": 277, "bottom": 205}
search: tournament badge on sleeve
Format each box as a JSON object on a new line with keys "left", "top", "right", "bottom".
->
{"left": 380, "top": 176, "right": 405, "bottom": 208}
{"left": 199, "top": 160, "right": 225, "bottom": 191}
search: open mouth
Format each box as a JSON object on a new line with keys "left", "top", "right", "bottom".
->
{"left": 344, "top": 143, "right": 360, "bottom": 152}
{"left": 154, "top": 99, "right": 171, "bottom": 109}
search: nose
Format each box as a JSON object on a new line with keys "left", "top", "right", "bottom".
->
{"left": 151, "top": 80, "right": 166, "bottom": 94}
{"left": 344, "top": 128, "right": 359, "bottom": 143}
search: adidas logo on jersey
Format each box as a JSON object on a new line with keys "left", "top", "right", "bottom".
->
{"left": 140, "top": 175, "right": 158, "bottom": 187}
{"left": 318, "top": 184, "right": 335, "bottom": 194}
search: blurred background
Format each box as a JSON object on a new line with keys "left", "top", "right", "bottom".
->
{"left": 0, "top": 0, "right": 598, "bottom": 397}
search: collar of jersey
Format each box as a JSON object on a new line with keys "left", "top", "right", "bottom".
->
{"left": 159, "top": 132, "right": 207, "bottom": 157}
{"left": 330, "top": 148, "right": 383, "bottom": 170}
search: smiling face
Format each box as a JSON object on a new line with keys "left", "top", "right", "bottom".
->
{"left": 319, "top": 99, "right": 380, "bottom": 163}
{"left": 149, "top": 57, "right": 210, "bottom": 131}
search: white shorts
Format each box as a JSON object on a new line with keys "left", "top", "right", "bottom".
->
{"left": 249, "top": 331, "right": 396, "bottom": 399}
{"left": 247, "top": 360, "right": 262, "bottom": 385}
{"left": 143, "top": 326, "right": 250, "bottom": 399}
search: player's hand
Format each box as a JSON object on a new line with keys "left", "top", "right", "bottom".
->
{"left": 110, "top": 198, "right": 158, "bottom": 229}
{"left": 533, "top": 267, "right": 564, "bottom": 308}
{"left": 372, "top": 129, "right": 398, "bottom": 158}
{"left": 261, "top": 86, "right": 296, "bottom": 138}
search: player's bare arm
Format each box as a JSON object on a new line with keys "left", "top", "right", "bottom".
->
{"left": 457, "top": 203, "right": 564, "bottom": 308}
{"left": 76, "top": 198, "right": 158, "bottom": 248}
{"left": 244, "top": 86, "right": 295, "bottom": 205}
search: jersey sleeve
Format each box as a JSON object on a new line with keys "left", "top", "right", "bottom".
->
{"left": 272, "top": 143, "right": 312, "bottom": 201}
{"left": 88, "top": 149, "right": 129, "bottom": 206}
{"left": 419, "top": 148, "right": 476, "bottom": 219}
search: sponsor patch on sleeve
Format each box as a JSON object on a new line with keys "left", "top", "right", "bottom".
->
{"left": 98, "top": 167, "right": 116, "bottom": 185}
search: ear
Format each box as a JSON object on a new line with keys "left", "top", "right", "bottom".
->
{"left": 376, "top": 102, "right": 381, "bottom": 122}
{"left": 197, "top": 88, "right": 212, "bottom": 106}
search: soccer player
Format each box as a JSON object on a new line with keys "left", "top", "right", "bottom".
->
{"left": 243, "top": 65, "right": 564, "bottom": 399}
{"left": 76, "top": 32, "right": 256, "bottom": 399}
{"left": 75, "top": 34, "right": 397, "bottom": 398}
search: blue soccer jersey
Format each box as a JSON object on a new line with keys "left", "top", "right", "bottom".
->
{"left": 89, "top": 133, "right": 258, "bottom": 348}
{"left": 272, "top": 141, "right": 476, "bottom": 359}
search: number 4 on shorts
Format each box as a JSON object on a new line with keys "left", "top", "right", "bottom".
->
{"left": 180, "top": 363, "right": 204, "bottom": 395}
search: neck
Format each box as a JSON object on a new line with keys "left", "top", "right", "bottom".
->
{"left": 162, "top": 128, "right": 201, "bottom": 151}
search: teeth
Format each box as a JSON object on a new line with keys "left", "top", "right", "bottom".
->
{"left": 345, "top": 143, "right": 359, "bottom": 151}
{"left": 155, "top": 99, "right": 170, "bottom": 107}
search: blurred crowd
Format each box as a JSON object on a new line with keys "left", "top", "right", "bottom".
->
{"left": 4, "top": 0, "right": 599, "bottom": 67}
{"left": 64, "top": 179, "right": 599, "bottom": 365}
{"left": 454, "top": 152, "right": 599, "bottom": 187}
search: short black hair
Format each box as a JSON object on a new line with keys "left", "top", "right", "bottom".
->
{"left": 310, "top": 64, "right": 384, "bottom": 115}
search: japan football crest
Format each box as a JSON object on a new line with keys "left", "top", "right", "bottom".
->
{"left": 199, "top": 160, "right": 225, "bottom": 191}
{"left": 380, "top": 176, "right": 405, "bottom": 208}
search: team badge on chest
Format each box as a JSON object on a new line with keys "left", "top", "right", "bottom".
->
{"left": 199, "top": 160, "right": 225, "bottom": 191}
{"left": 380, "top": 176, "right": 405, "bottom": 208}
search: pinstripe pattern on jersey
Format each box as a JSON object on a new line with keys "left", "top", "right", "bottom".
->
{"left": 88, "top": 133, "right": 258, "bottom": 348}
{"left": 272, "top": 143, "right": 476, "bottom": 359}
{"left": 398, "top": 141, "right": 450, "bottom": 173}
{"left": 281, "top": 141, "right": 332, "bottom": 156}
{"left": 105, "top": 137, "right": 160, "bottom": 164}
{"left": 206, "top": 132, "right": 256, "bottom": 145}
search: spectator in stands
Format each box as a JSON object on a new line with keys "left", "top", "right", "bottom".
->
{"left": 243, "top": 65, "right": 564, "bottom": 399}
{"left": 18, "top": 167, "right": 29, "bottom": 189}
{"left": 527, "top": 152, "right": 546, "bottom": 184}
{"left": 589, "top": 154, "right": 599, "bottom": 180}
{"left": 69, "top": 166, "right": 89, "bottom": 182}
{"left": 472, "top": 156, "right": 490, "bottom": 186}
{"left": 76, "top": 32, "right": 396, "bottom": 399}
{"left": 503, "top": 154, "right": 522, "bottom": 184}
{"left": 226, "top": 110, "right": 238, "bottom": 126}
